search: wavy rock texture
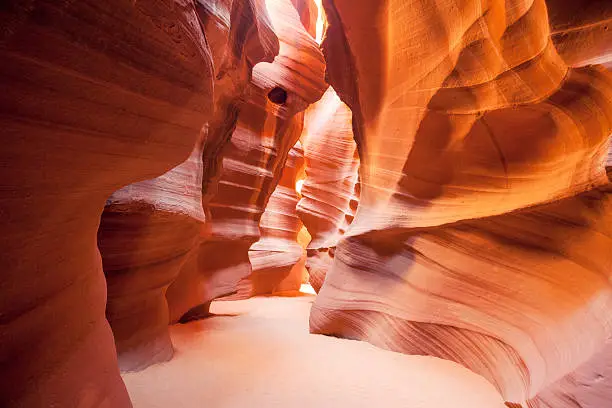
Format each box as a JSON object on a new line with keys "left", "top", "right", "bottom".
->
{"left": 96, "top": 0, "right": 279, "bottom": 372}
{"left": 609, "top": 136, "right": 612, "bottom": 174}
{"left": 198, "top": 0, "right": 280, "bottom": 206}
{"left": 304, "top": 185, "right": 360, "bottom": 292}
{"left": 312, "top": 182, "right": 612, "bottom": 407}
{"left": 546, "top": 0, "right": 612, "bottom": 67}
{"left": 529, "top": 136, "right": 612, "bottom": 408}
{"left": 313, "top": 0, "right": 612, "bottom": 406}
{"left": 291, "top": 0, "right": 319, "bottom": 38}
{"left": 98, "top": 134, "right": 206, "bottom": 373}
{"left": 297, "top": 87, "right": 360, "bottom": 292}
{"left": 233, "top": 142, "right": 307, "bottom": 297}
{"left": 166, "top": 0, "right": 326, "bottom": 323}
{"left": 0, "top": 0, "right": 216, "bottom": 406}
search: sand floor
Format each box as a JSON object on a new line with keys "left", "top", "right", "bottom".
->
{"left": 123, "top": 287, "right": 505, "bottom": 408}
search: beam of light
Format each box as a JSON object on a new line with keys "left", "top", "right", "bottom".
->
{"left": 300, "top": 283, "right": 317, "bottom": 295}
{"left": 313, "top": 0, "right": 324, "bottom": 44}
{"left": 295, "top": 178, "right": 305, "bottom": 194}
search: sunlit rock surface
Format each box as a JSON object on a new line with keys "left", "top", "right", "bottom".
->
{"left": 312, "top": 183, "right": 612, "bottom": 407}
{"left": 312, "top": 0, "right": 612, "bottom": 406}
{"left": 0, "top": 0, "right": 216, "bottom": 406}
{"left": 166, "top": 0, "right": 326, "bottom": 323}
{"left": 2, "top": 0, "right": 611, "bottom": 407}
{"left": 297, "top": 87, "right": 360, "bottom": 292}
{"left": 97, "top": 0, "right": 279, "bottom": 372}
{"left": 236, "top": 142, "right": 308, "bottom": 297}
{"left": 291, "top": 0, "right": 319, "bottom": 38}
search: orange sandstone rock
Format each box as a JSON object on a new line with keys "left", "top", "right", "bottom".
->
{"left": 547, "top": 0, "right": 612, "bottom": 67}
{"left": 297, "top": 87, "right": 360, "bottom": 292}
{"left": 97, "top": 0, "right": 279, "bottom": 372}
{"left": 166, "top": 0, "right": 326, "bottom": 321}
{"left": 0, "top": 1, "right": 215, "bottom": 406}
{"left": 313, "top": 1, "right": 612, "bottom": 406}
{"left": 238, "top": 141, "right": 308, "bottom": 297}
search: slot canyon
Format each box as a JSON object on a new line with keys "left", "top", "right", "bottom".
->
{"left": 1, "top": 0, "right": 611, "bottom": 407}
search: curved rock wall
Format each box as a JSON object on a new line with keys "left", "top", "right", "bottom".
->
{"left": 96, "top": 0, "right": 279, "bottom": 372}
{"left": 297, "top": 87, "right": 360, "bottom": 292}
{"left": 547, "top": 0, "right": 612, "bottom": 68}
{"left": 0, "top": 1, "right": 216, "bottom": 406}
{"left": 312, "top": 182, "right": 612, "bottom": 406}
{"left": 98, "top": 132, "right": 207, "bottom": 373}
{"left": 166, "top": 0, "right": 326, "bottom": 322}
{"left": 313, "top": 0, "right": 612, "bottom": 406}
{"left": 3, "top": 1, "right": 610, "bottom": 407}
{"left": 238, "top": 142, "right": 307, "bottom": 297}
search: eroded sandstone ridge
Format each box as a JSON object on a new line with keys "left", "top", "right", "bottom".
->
{"left": 98, "top": 135, "right": 205, "bottom": 372}
{"left": 297, "top": 87, "right": 360, "bottom": 292}
{"left": 165, "top": 0, "right": 326, "bottom": 322}
{"left": 312, "top": 0, "right": 612, "bottom": 406}
{"left": 547, "top": 0, "right": 612, "bottom": 68}
{"left": 3, "top": 0, "right": 612, "bottom": 406}
{"left": 97, "top": 0, "right": 279, "bottom": 372}
{"left": 0, "top": 1, "right": 217, "bottom": 406}
{"left": 235, "top": 141, "right": 308, "bottom": 297}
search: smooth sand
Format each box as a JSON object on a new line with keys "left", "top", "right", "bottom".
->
{"left": 123, "top": 286, "right": 505, "bottom": 408}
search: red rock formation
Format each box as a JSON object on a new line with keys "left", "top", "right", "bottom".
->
{"left": 4, "top": 0, "right": 609, "bottom": 406}
{"left": 166, "top": 0, "right": 326, "bottom": 322}
{"left": 540, "top": 138, "right": 612, "bottom": 408}
{"left": 547, "top": 0, "right": 612, "bottom": 67}
{"left": 608, "top": 135, "right": 612, "bottom": 174}
{"left": 97, "top": 0, "right": 279, "bottom": 372}
{"left": 297, "top": 87, "right": 360, "bottom": 292}
{"left": 312, "top": 0, "right": 612, "bottom": 406}
{"left": 0, "top": 1, "right": 215, "bottom": 406}
{"left": 237, "top": 141, "right": 307, "bottom": 297}
{"left": 98, "top": 133, "right": 206, "bottom": 373}
{"left": 291, "top": 0, "right": 319, "bottom": 38}
{"left": 312, "top": 181, "right": 612, "bottom": 406}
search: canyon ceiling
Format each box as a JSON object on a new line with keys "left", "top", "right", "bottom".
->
{"left": 1, "top": 1, "right": 611, "bottom": 408}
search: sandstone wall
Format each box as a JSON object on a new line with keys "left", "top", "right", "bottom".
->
{"left": 166, "top": 0, "right": 326, "bottom": 322}
{"left": 0, "top": 1, "right": 217, "bottom": 406}
{"left": 96, "top": 0, "right": 279, "bottom": 372}
{"left": 313, "top": 1, "right": 612, "bottom": 406}
{"left": 297, "top": 87, "right": 360, "bottom": 292}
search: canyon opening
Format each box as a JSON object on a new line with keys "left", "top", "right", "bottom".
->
{"left": 1, "top": 1, "right": 612, "bottom": 408}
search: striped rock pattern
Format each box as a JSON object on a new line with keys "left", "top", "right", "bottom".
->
{"left": 547, "top": 0, "right": 612, "bottom": 68}
{"left": 311, "top": 1, "right": 612, "bottom": 406}
{"left": 166, "top": 0, "right": 327, "bottom": 322}
{"left": 237, "top": 142, "right": 308, "bottom": 297}
{"left": 97, "top": 0, "right": 279, "bottom": 372}
{"left": 297, "top": 87, "right": 360, "bottom": 292}
{"left": 0, "top": 1, "right": 216, "bottom": 406}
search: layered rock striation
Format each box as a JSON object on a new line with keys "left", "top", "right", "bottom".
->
{"left": 166, "top": 0, "right": 326, "bottom": 322}
{"left": 547, "top": 0, "right": 612, "bottom": 68}
{"left": 237, "top": 142, "right": 308, "bottom": 297}
{"left": 3, "top": 1, "right": 610, "bottom": 407}
{"left": 98, "top": 132, "right": 206, "bottom": 373}
{"left": 0, "top": 1, "right": 216, "bottom": 406}
{"left": 297, "top": 87, "right": 360, "bottom": 292}
{"left": 312, "top": 0, "right": 612, "bottom": 406}
{"left": 97, "top": 0, "right": 279, "bottom": 372}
